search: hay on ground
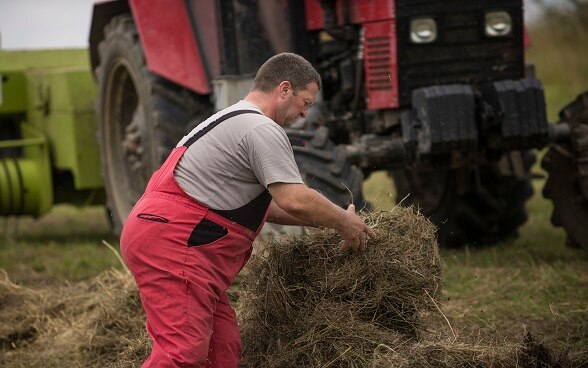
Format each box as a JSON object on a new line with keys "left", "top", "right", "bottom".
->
{"left": 0, "top": 269, "right": 148, "bottom": 367}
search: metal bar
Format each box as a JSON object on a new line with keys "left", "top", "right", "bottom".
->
{"left": 0, "top": 137, "right": 45, "bottom": 149}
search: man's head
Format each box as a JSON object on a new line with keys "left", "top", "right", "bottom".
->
{"left": 252, "top": 52, "right": 321, "bottom": 94}
{"left": 251, "top": 53, "right": 321, "bottom": 126}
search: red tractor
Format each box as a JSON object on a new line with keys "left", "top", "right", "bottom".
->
{"left": 89, "top": 0, "right": 588, "bottom": 248}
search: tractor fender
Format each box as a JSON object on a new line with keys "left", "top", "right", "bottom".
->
{"left": 89, "top": 0, "right": 210, "bottom": 94}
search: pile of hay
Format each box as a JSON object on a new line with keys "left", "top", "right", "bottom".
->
{"left": 239, "top": 206, "right": 443, "bottom": 367}
{"left": 238, "top": 206, "right": 585, "bottom": 368}
{"left": 0, "top": 269, "right": 148, "bottom": 367}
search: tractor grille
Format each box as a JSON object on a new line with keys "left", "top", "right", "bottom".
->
{"left": 365, "top": 35, "right": 393, "bottom": 92}
{"left": 395, "top": 0, "right": 524, "bottom": 106}
{"left": 364, "top": 22, "right": 398, "bottom": 108}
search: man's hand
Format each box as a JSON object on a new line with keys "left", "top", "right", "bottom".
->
{"left": 339, "top": 204, "right": 376, "bottom": 252}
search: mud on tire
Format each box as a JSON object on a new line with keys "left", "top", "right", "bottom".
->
{"left": 392, "top": 151, "right": 535, "bottom": 247}
{"left": 95, "top": 14, "right": 212, "bottom": 233}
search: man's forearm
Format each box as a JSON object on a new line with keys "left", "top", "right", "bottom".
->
{"left": 268, "top": 182, "right": 375, "bottom": 251}
{"left": 268, "top": 183, "right": 349, "bottom": 232}
{"left": 287, "top": 188, "right": 348, "bottom": 230}
{"left": 266, "top": 200, "right": 314, "bottom": 226}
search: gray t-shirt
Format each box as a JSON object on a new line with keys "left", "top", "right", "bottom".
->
{"left": 174, "top": 100, "right": 303, "bottom": 210}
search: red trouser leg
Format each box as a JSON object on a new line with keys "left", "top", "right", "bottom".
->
{"left": 206, "top": 293, "right": 242, "bottom": 368}
{"left": 121, "top": 198, "right": 248, "bottom": 368}
{"left": 139, "top": 277, "right": 216, "bottom": 368}
{"left": 136, "top": 273, "right": 241, "bottom": 368}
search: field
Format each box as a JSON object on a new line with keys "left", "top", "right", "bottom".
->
{"left": 1, "top": 5, "right": 588, "bottom": 367}
{"left": 1, "top": 171, "right": 586, "bottom": 365}
{"left": 0, "top": 49, "right": 89, "bottom": 70}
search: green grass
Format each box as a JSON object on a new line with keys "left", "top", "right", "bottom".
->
{"left": 527, "top": 12, "right": 588, "bottom": 122}
{"left": 0, "top": 205, "right": 120, "bottom": 283}
{"left": 0, "top": 49, "right": 90, "bottom": 71}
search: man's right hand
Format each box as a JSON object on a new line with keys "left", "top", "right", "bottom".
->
{"left": 339, "top": 204, "right": 376, "bottom": 252}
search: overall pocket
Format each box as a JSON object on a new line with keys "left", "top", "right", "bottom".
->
{"left": 188, "top": 218, "right": 228, "bottom": 247}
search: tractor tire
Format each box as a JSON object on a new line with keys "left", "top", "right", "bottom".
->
{"left": 542, "top": 92, "right": 588, "bottom": 251}
{"left": 95, "top": 15, "right": 212, "bottom": 233}
{"left": 392, "top": 151, "right": 535, "bottom": 247}
{"left": 286, "top": 126, "right": 369, "bottom": 211}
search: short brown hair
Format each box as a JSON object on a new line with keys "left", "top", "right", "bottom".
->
{"left": 252, "top": 53, "right": 321, "bottom": 93}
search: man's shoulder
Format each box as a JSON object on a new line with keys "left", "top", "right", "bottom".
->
{"left": 224, "top": 100, "right": 261, "bottom": 115}
{"left": 217, "top": 101, "right": 271, "bottom": 126}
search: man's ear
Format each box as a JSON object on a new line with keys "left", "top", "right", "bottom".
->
{"left": 278, "top": 81, "right": 292, "bottom": 97}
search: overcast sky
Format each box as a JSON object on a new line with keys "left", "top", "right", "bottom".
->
{"left": 0, "top": 0, "right": 551, "bottom": 50}
{"left": 0, "top": 0, "right": 95, "bottom": 49}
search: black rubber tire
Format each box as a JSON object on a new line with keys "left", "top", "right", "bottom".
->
{"left": 542, "top": 92, "right": 588, "bottom": 251}
{"left": 95, "top": 15, "right": 212, "bottom": 233}
{"left": 286, "top": 126, "right": 369, "bottom": 211}
{"left": 392, "top": 151, "right": 535, "bottom": 247}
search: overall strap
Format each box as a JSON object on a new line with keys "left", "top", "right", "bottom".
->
{"left": 183, "top": 109, "right": 262, "bottom": 147}
{"left": 181, "top": 108, "right": 271, "bottom": 232}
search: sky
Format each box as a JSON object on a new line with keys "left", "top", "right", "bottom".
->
{"left": 0, "top": 0, "right": 95, "bottom": 49}
{"left": 0, "top": 0, "right": 553, "bottom": 50}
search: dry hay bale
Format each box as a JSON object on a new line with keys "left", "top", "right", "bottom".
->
{"left": 239, "top": 206, "right": 443, "bottom": 367}
{"left": 0, "top": 268, "right": 148, "bottom": 367}
{"left": 238, "top": 205, "right": 586, "bottom": 368}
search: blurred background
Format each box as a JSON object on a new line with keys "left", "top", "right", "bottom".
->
{"left": 1, "top": 0, "right": 585, "bottom": 115}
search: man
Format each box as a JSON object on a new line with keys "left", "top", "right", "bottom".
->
{"left": 120, "top": 53, "right": 375, "bottom": 368}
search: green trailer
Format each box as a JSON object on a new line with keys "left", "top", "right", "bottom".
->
{"left": 0, "top": 49, "right": 104, "bottom": 217}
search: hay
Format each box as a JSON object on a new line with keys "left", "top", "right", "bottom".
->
{"left": 370, "top": 332, "right": 585, "bottom": 368}
{"left": 1, "top": 206, "right": 586, "bottom": 367}
{"left": 239, "top": 206, "right": 443, "bottom": 367}
{"left": 0, "top": 269, "right": 148, "bottom": 367}
{"left": 0, "top": 270, "right": 41, "bottom": 351}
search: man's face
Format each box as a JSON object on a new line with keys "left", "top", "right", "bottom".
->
{"left": 277, "top": 82, "right": 319, "bottom": 127}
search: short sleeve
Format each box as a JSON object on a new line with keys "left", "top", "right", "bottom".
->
{"left": 240, "top": 123, "right": 304, "bottom": 188}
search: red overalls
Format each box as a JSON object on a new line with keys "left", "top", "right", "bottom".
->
{"left": 120, "top": 110, "right": 270, "bottom": 368}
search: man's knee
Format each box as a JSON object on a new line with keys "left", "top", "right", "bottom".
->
{"left": 207, "top": 335, "right": 242, "bottom": 368}
{"left": 207, "top": 305, "right": 242, "bottom": 368}
{"left": 144, "top": 340, "right": 210, "bottom": 368}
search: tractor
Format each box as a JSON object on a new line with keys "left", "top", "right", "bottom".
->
{"left": 1, "top": 0, "right": 586, "bottom": 250}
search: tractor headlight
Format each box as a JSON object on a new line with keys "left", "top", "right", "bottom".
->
{"left": 410, "top": 17, "right": 437, "bottom": 44}
{"left": 485, "top": 11, "right": 512, "bottom": 37}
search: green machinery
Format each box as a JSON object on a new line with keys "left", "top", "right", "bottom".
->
{"left": 0, "top": 49, "right": 103, "bottom": 217}
{"left": 1, "top": 48, "right": 587, "bottom": 251}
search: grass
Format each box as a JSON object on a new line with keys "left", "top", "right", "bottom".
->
{"left": 526, "top": 10, "right": 588, "bottom": 122}
{"left": 0, "top": 49, "right": 89, "bottom": 71}
{"left": 0, "top": 205, "right": 120, "bottom": 283}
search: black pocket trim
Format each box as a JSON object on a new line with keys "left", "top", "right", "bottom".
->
{"left": 137, "top": 213, "right": 169, "bottom": 223}
{"left": 188, "top": 218, "right": 228, "bottom": 247}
